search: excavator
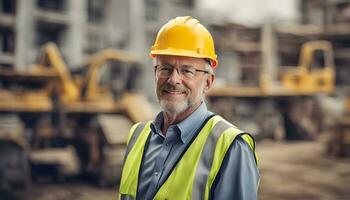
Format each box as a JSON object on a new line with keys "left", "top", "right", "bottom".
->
{"left": 0, "top": 43, "right": 154, "bottom": 189}
{"left": 0, "top": 62, "right": 56, "bottom": 189}
{"left": 207, "top": 40, "right": 335, "bottom": 140}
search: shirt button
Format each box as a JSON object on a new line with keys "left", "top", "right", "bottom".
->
{"left": 154, "top": 172, "right": 159, "bottom": 176}
{"left": 165, "top": 143, "right": 169, "bottom": 147}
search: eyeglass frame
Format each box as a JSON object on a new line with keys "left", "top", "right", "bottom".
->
{"left": 154, "top": 64, "right": 210, "bottom": 80}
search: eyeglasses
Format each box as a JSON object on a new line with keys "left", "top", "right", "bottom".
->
{"left": 155, "top": 64, "right": 209, "bottom": 80}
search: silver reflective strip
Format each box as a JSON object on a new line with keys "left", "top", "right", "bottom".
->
{"left": 123, "top": 122, "right": 147, "bottom": 162}
{"left": 191, "top": 120, "right": 232, "bottom": 199}
{"left": 120, "top": 194, "right": 134, "bottom": 200}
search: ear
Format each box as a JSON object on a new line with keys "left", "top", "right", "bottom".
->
{"left": 203, "top": 74, "right": 214, "bottom": 93}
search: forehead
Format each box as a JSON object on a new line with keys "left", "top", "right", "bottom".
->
{"left": 155, "top": 55, "right": 207, "bottom": 68}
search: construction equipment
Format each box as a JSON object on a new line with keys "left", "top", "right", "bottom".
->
{"left": 35, "top": 43, "right": 153, "bottom": 120}
{"left": 0, "top": 43, "right": 154, "bottom": 188}
{"left": 207, "top": 40, "right": 335, "bottom": 140}
{"left": 34, "top": 43, "right": 153, "bottom": 185}
{"left": 280, "top": 41, "right": 335, "bottom": 94}
{"left": 0, "top": 65, "right": 58, "bottom": 189}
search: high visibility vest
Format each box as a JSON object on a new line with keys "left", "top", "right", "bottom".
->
{"left": 119, "top": 115, "right": 258, "bottom": 200}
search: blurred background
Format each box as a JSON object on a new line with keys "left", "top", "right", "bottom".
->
{"left": 0, "top": 0, "right": 350, "bottom": 199}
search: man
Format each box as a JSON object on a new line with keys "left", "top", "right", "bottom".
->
{"left": 119, "top": 16, "right": 260, "bottom": 200}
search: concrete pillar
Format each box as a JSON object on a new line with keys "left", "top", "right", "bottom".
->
{"left": 105, "top": 0, "right": 128, "bottom": 48}
{"left": 129, "top": 0, "right": 156, "bottom": 98}
{"left": 129, "top": 0, "right": 146, "bottom": 53}
{"left": 65, "top": 0, "right": 86, "bottom": 67}
{"left": 217, "top": 50, "right": 241, "bottom": 86}
{"left": 261, "top": 22, "right": 278, "bottom": 91}
{"left": 15, "top": 0, "right": 35, "bottom": 69}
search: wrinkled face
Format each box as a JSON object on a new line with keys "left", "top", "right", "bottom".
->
{"left": 154, "top": 55, "right": 214, "bottom": 115}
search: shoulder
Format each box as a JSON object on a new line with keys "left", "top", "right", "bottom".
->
{"left": 213, "top": 115, "right": 258, "bottom": 165}
{"left": 211, "top": 135, "right": 260, "bottom": 199}
{"left": 229, "top": 133, "right": 259, "bottom": 166}
{"left": 214, "top": 115, "right": 255, "bottom": 146}
{"left": 131, "top": 120, "right": 153, "bottom": 131}
{"left": 126, "top": 121, "right": 151, "bottom": 145}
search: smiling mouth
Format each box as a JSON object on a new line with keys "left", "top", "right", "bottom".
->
{"left": 162, "top": 90, "right": 186, "bottom": 95}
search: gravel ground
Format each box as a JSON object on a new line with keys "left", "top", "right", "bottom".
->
{"left": 2, "top": 134, "right": 350, "bottom": 200}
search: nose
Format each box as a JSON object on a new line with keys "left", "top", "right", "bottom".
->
{"left": 167, "top": 68, "right": 182, "bottom": 85}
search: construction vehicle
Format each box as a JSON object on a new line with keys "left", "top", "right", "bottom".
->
{"left": 0, "top": 66, "right": 58, "bottom": 189}
{"left": 207, "top": 40, "right": 335, "bottom": 140}
{"left": 0, "top": 43, "right": 154, "bottom": 189}
{"left": 36, "top": 43, "right": 153, "bottom": 185}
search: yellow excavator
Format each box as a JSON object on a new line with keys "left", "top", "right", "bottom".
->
{"left": 0, "top": 62, "right": 57, "bottom": 189}
{"left": 279, "top": 40, "right": 335, "bottom": 94}
{"left": 0, "top": 43, "right": 154, "bottom": 188}
{"left": 33, "top": 43, "right": 153, "bottom": 121}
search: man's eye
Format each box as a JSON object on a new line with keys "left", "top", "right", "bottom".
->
{"left": 181, "top": 69, "right": 195, "bottom": 75}
{"left": 161, "top": 67, "right": 172, "bottom": 72}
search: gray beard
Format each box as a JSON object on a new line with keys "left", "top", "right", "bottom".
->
{"left": 159, "top": 97, "right": 191, "bottom": 116}
{"left": 157, "top": 82, "right": 206, "bottom": 116}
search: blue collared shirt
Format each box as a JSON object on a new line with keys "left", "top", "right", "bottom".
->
{"left": 136, "top": 103, "right": 260, "bottom": 200}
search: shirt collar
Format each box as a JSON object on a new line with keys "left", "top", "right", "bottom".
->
{"left": 150, "top": 102, "right": 209, "bottom": 143}
{"left": 150, "top": 112, "right": 165, "bottom": 138}
{"left": 177, "top": 102, "right": 208, "bottom": 143}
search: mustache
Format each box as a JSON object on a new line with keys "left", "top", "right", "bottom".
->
{"left": 160, "top": 83, "right": 187, "bottom": 93}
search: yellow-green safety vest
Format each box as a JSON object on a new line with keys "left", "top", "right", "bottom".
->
{"left": 119, "top": 115, "right": 258, "bottom": 200}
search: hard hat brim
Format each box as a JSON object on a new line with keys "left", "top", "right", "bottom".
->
{"left": 150, "top": 49, "right": 217, "bottom": 68}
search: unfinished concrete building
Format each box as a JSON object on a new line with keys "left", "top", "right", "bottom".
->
{"left": 0, "top": 0, "right": 198, "bottom": 97}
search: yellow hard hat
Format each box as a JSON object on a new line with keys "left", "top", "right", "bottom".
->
{"left": 150, "top": 16, "right": 218, "bottom": 68}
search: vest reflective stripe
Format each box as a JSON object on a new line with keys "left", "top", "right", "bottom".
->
{"left": 124, "top": 122, "right": 147, "bottom": 162}
{"left": 126, "top": 123, "right": 140, "bottom": 145}
{"left": 191, "top": 119, "right": 235, "bottom": 199}
{"left": 119, "top": 121, "right": 152, "bottom": 199}
{"left": 204, "top": 127, "right": 248, "bottom": 200}
{"left": 240, "top": 133, "right": 259, "bottom": 165}
{"left": 119, "top": 116, "right": 257, "bottom": 200}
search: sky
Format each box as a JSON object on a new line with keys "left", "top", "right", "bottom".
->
{"left": 200, "top": 0, "right": 300, "bottom": 25}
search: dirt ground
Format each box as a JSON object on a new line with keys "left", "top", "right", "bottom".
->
{"left": 2, "top": 134, "right": 350, "bottom": 200}
{"left": 258, "top": 135, "right": 350, "bottom": 200}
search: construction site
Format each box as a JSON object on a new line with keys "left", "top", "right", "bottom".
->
{"left": 0, "top": 0, "right": 350, "bottom": 199}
